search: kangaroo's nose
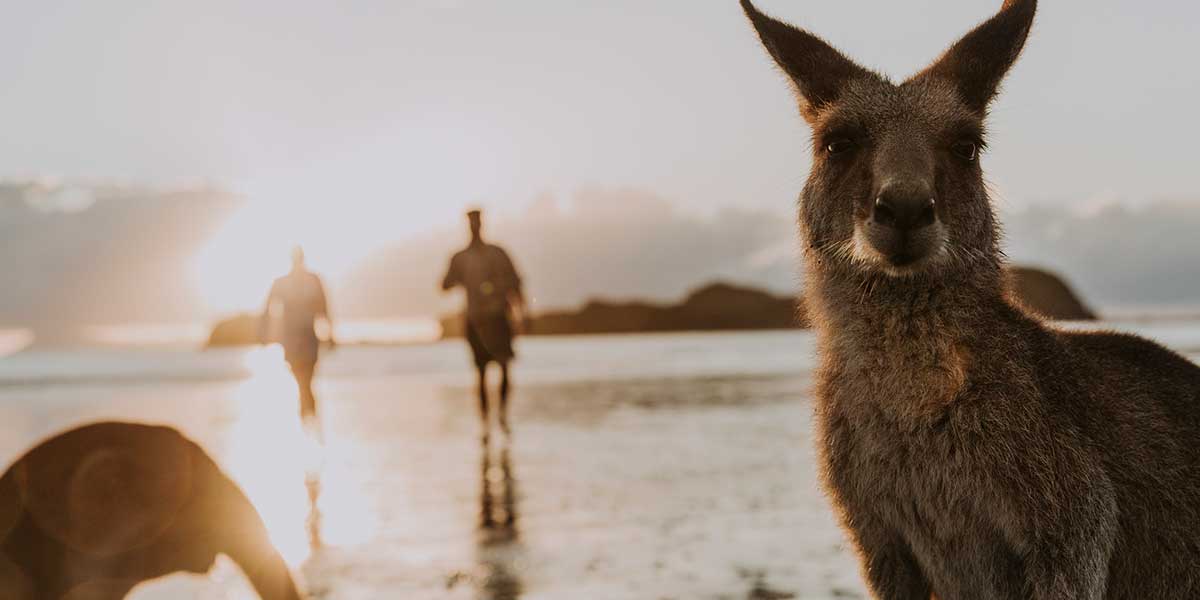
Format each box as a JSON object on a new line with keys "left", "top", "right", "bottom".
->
{"left": 872, "top": 183, "right": 937, "bottom": 231}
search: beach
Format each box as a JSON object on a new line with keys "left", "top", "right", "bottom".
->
{"left": 1, "top": 326, "right": 1197, "bottom": 599}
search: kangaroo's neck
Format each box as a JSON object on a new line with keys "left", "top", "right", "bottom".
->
{"left": 805, "top": 260, "right": 1008, "bottom": 419}
{"left": 810, "top": 262, "right": 1004, "bottom": 330}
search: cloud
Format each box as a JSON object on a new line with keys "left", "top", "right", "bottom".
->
{"left": 4, "top": 179, "right": 1199, "bottom": 342}
{"left": 336, "top": 187, "right": 798, "bottom": 317}
{"left": 1003, "top": 202, "right": 1200, "bottom": 308}
{"left": 309, "top": 191, "right": 1200, "bottom": 318}
{"left": 0, "top": 182, "right": 239, "bottom": 336}
{"left": 19, "top": 180, "right": 96, "bottom": 213}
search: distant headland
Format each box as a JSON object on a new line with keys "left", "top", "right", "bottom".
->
{"left": 438, "top": 265, "right": 1095, "bottom": 339}
{"left": 207, "top": 314, "right": 262, "bottom": 348}
{"left": 1008, "top": 266, "right": 1096, "bottom": 321}
{"left": 206, "top": 265, "right": 1094, "bottom": 347}
{"left": 441, "top": 281, "right": 803, "bottom": 338}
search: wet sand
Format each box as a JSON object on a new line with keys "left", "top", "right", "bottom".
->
{"left": 4, "top": 325, "right": 1199, "bottom": 598}
{"left": 0, "top": 333, "right": 869, "bottom": 599}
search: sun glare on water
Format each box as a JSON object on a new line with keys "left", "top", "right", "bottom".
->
{"left": 128, "top": 347, "right": 380, "bottom": 599}
{"left": 223, "top": 346, "right": 378, "bottom": 567}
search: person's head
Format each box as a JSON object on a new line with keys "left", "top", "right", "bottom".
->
{"left": 290, "top": 246, "right": 306, "bottom": 271}
{"left": 467, "top": 209, "right": 483, "bottom": 242}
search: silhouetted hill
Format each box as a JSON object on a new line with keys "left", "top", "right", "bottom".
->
{"left": 441, "top": 282, "right": 804, "bottom": 338}
{"left": 206, "top": 267, "right": 1094, "bottom": 345}
{"left": 1009, "top": 266, "right": 1096, "bottom": 321}
{"left": 538, "top": 281, "right": 805, "bottom": 335}
{"left": 439, "top": 266, "right": 1094, "bottom": 338}
{"left": 207, "top": 314, "right": 259, "bottom": 348}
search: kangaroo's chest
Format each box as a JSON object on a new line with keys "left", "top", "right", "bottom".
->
{"left": 816, "top": 347, "right": 1028, "bottom": 599}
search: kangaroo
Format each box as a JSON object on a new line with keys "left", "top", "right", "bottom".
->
{"left": 741, "top": 1, "right": 1200, "bottom": 598}
{"left": 0, "top": 422, "right": 302, "bottom": 600}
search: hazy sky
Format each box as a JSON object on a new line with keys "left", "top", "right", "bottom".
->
{"left": 3, "top": 0, "right": 1198, "bottom": 219}
{"left": 4, "top": 0, "right": 1200, "bottom": 321}
{"left": 4, "top": 0, "right": 1200, "bottom": 331}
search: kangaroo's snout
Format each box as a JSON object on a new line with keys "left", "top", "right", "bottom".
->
{"left": 861, "top": 178, "right": 942, "bottom": 269}
{"left": 872, "top": 181, "right": 936, "bottom": 232}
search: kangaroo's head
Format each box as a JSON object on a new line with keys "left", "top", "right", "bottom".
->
{"left": 743, "top": 0, "right": 1035, "bottom": 282}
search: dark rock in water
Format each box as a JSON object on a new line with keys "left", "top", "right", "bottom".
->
{"left": 1009, "top": 266, "right": 1096, "bottom": 321}
{"left": 207, "top": 313, "right": 259, "bottom": 347}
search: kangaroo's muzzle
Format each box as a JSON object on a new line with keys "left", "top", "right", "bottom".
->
{"left": 862, "top": 180, "right": 942, "bottom": 268}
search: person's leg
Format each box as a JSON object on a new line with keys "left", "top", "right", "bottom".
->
{"left": 479, "top": 446, "right": 495, "bottom": 528}
{"left": 498, "top": 361, "right": 511, "bottom": 435}
{"left": 293, "top": 361, "right": 317, "bottom": 420}
{"left": 477, "top": 362, "right": 490, "bottom": 441}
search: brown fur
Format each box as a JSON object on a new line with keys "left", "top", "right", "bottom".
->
{"left": 0, "top": 422, "right": 302, "bottom": 600}
{"left": 742, "top": 0, "right": 1200, "bottom": 598}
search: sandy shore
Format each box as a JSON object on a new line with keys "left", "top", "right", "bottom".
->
{"left": 4, "top": 324, "right": 1199, "bottom": 598}
{"left": 0, "top": 334, "right": 870, "bottom": 599}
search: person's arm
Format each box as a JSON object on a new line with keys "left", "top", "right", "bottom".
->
{"left": 314, "top": 276, "right": 335, "bottom": 347}
{"left": 257, "top": 282, "right": 278, "bottom": 345}
{"left": 258, "top": 288, "right": 274, "bottom": 345}
{"left": 441, "top": 254, "right": 460, "bottom": 292}
{"left": 509, "top": 278, "right": 527, "bottom": 317}
{"left": 499, "top": 248, "right": 529, "bottom": 326}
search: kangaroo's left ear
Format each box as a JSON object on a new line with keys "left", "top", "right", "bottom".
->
{"left": 741, "top": 0, "right": 871, "bottom": 122}
{"left": 915, "top": 0, "right": 1037, "bottom": 113}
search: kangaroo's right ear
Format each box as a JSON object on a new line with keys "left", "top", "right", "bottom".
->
{"left": 741, "top": 0, "right": 869, "bottom": 121}
{"left": 916, "top": 0, "right": 1037, "bottom": 113}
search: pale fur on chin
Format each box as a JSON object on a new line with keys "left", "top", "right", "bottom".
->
{"left": 848, "top": 225, "right": 948, "bottom": 278}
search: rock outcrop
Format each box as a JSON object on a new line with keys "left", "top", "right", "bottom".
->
{"left": 440, "top": 282, "right": 804, "bottom": 338}
{"left": 209, "top": 267, "right": 1095, "bottom": 345}
{"left": 206, "top": 314, "right": 260, "bottom": 348}
{"left": 1009, "top": 266, "right": 1096, "bottom": 321}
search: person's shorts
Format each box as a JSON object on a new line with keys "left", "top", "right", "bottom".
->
{"left": 465, "top": 313, "right": 515, "bottom": 367}
{"left": 282, "top": 332, "right": 319, "bottom": 371}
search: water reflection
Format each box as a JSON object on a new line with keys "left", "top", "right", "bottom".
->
{"left": 305, "top": 473, "right": 323, "bottom": 551}
{"left": 226, "top": 347, "right": 376, "bottom": 569}
{"left": 476, "top": 441, "right": 523, "bottom": 600}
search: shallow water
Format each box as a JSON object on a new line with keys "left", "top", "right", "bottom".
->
{"left": 1, "top": 325, "right": 1197, "bottom": 599}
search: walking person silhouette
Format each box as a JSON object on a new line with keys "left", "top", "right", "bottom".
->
{"left": 441, "top": 209, "right": 527, "bottom": 443}
{"left": 260, "top": 246, "right": 335, "bottom": 423}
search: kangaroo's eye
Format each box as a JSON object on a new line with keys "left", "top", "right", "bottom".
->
{"left": 825, "top": 139, "right": 855, "bottom": 155}
{"left": 952, "top": 140, "right": 978, "bottom": 161}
